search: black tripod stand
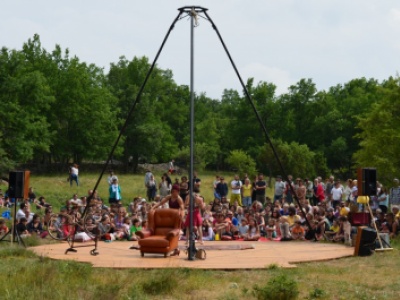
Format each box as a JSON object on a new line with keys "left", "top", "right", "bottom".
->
{"left": 76, "top": 6, "right": 316, "bottom": 259}
{"left": 0, "top": 199, "right": 26, "bottom": 248}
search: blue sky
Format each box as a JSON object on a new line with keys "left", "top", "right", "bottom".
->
{"left": 1, "top": 1, "right": 399, "bottom": 98}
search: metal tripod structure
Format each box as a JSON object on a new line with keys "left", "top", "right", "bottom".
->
{"left": 60, "top": 6, "right": 314, "bottom": 258}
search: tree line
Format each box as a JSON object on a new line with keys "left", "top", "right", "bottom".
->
{"left": 0, "top": 34, "right": 399, "bottom": 184}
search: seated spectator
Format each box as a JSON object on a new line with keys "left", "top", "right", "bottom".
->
{"left": 16, "top": 217, "right": 31, "bottom": 238}
{"left": 236, "top": 206, "right": 245, "bottom": 224}
{"left": 226, "top": 211, "right": 239, "bottom": 233}
{"left": 0, "top": 218, "right": 9, "bottom": 235}
{"left": 211, "top": 198, "right": 222, "bottom": 212}
{"left": 325, "top": 219, "right": 340, "bottom": 241}
{"left": 203, "top": 205, "right": 213, "bottom": 222}
{"left": 279, "top": 216, "right": 292, "bottom": 241}
{"left": 202, "top": 219, "right": 215, "bottom": 241}
{"left": 98, "top": 214, "right": 112, "bottom": 240}
{"left": 392, "top": 205, "right": 400, "bottom": 222}
{"left": 291, "top": 220, "right": 305, "bottom": 240}
{"left": 238, "top": 218, "right": 249, "bottom": 239}
{"left": 280, "top": 203, "right": 290, "bottom": 216}
{"left": 35, "top": 196, "right": 51, "bottom": 210}
{"left": 384, "top": 213, "right": 398, "bottom": 239}
{"left": 265, "top": 218, "right": 276, "bottom": 240}
{"left": 254, "top": 212, "right": 265, "bottom": 236}
{"left": 27, "top": 214, "right": 48, "bottom": 238}
{"left": 213, "top": 213, "right": 231, "bottom": 238}
{"left": 16, "top": 203, "right": 27, "bottom": 221}
{"left": 333, "top": 216, "right": 351, "bottom": 244}
{"left": 244, "top": 219, "right": 260, "bottom": 241}
{"left": 43, "top": 207, "right": 53, "bottom": 226}
{"left": 287, "top": 206, "right": 300, "bottom": 228}
{"left": 339, "top": 202, "right": 350, "bottom": 216}
{"left": 129, "top": 218, "right": 142, "bottom": 241}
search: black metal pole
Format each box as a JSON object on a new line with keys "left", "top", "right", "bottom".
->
{"left": 188, "top": 7, "right": 196, "bottom": 261}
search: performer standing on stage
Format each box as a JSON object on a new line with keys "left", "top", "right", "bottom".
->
{"left": 184, "top": 187, "right": 205, "bottom": 245}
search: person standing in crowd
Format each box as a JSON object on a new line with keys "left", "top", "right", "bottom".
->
{"left": 159, "top": 175, "right": 171, "bottom": 198}
{"left": 390, "top": 178, "right": 400, "bottom": 208}
{"left": 69, "top": 164, "right": 79, "bottom": 186}
{"left": 325, "top": 175, "right": 335, "bottom": 207}
{"left": 305, "top": 178, "right": 314, "bottom": 204}
{"left": 241, "top": 178, "right": 253, "bottom": 207}
{"left": 109, "top": 178, "right": 122, "bottom": 205}
{"left": 179, "top": 176, "right": 189, "bottom": 201}
{"left": 230, "top": 175, "right": 242, "bottom": 206}
{"left": 213, "top": 175, "right": 220, "bottom": 198}
{"left": 107, "top": 170, "right": 118, "bottom": 186}
{"left": 144, "top": 169, "right": 153, "bottom": 188}
{"left": 377, "top": 187, "right": 389, "bottom": 214}
{"left": 274, "top": 175, "right": 285, "bottom": 202}
{"left": 331, "top": 180, "right": 343, "bottom": 209}
{"left": 146, "top": 175, "right": 157, "bottom": 201}
{"left": 168, "top": 159, "right": 175, "bottom": 174}
{"left": 296, "top": 179, "right": 307, "bottom": 207}
{"left": 215, "top": 177, "right": 228, "bottom": 200}
{"left": 283, "top": 175, "right": 294, "bottom": 205}
{"left": 255, "top": 173, "right": 267, "bottom": 204}
{"left": 191, "top": 171, "right": 201, "bottom": 190}
{"left": 313, "top": 178, "right": 325, "bottom": 204}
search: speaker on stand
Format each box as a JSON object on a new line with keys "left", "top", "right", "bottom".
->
{"left": 0, "top": 171, "right": 30, "bottom": 247}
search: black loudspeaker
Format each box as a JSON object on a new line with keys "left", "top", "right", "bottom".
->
{"left": 354, "top": 226, "right": 377, "bottom": 256}
{"left": 357, "top": 168, "right": 377, "bottom": 196}
{"left": 8, "top": 171, "right": 26, "bottom": 198}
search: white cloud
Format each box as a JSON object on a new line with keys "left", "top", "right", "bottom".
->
{"left": 1, "top": 0, "right": 400, "bottom": 98}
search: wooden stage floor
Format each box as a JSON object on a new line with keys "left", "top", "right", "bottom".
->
{"left": 30, "top": 240, "right": 354, "bottom": 269}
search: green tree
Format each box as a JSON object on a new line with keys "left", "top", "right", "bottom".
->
{"left": 353, "top": 77, "right": 400, "bottom": 184}
{"left": 225, "top": 150, "right": 257, "bottom": 177}
{"left": 258, "top": 139, "right": 325, "bottom": 179}
{"left": 0, "top": 45, "right": 54, "bottom": 164}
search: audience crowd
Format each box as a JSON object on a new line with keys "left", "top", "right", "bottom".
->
{"left": 0, "top": 170, "right": 399, "bottom": 246}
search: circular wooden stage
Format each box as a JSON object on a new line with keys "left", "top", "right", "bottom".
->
{"left": 30, "top": 240, "right": 354, "bottom": 269}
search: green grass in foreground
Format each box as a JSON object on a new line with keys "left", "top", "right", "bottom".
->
{"left": 0, "top": 173, "right": 399, "bottom": 299}
{"left": 0, "top": 243, "right": 399, "bottom": 300}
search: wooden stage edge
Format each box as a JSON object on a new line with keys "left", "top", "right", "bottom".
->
{"left": 30, "top": 240, "right": 355, "bottom": 269}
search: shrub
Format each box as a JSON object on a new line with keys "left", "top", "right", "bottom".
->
{"left": 253, "top": 274, "right": 299, "bottom": 300}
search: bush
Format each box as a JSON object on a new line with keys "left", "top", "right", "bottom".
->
{"left": 253, "top": 274, "right": 299, "bottom": 300}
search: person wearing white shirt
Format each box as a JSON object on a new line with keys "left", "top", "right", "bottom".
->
{"left": 231, "top": 174, "right": 243, "bottom": 206}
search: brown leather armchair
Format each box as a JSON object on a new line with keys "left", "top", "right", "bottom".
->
{"left": 137, "top": 208, "right": 181, "bottom": 257}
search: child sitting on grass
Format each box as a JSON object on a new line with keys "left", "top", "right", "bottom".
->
{"left": 244, "top": 219, "right": 260, "bottom": 241}
{"left": 279, "top": 216, "right": 292, "bottom": 241}
{"left": 265, "top": 218, "right": 276, "bottom": 240}
{"left": 0, "top": 218, "right": 9, "bottom": 235}
{"left": 333, "top": 216, "right": 351, "bottom": 244}
{"left": 129, "top": 218, "right": 142, "bottom": 241}
{"left": 325, "top": 219, "right": 340, "bottom": 241}
{"left": 291, "top": 220, "right": 305, "bottom": 240}
{"left": 238, "top": 218, "right": 249, "bottom": 239}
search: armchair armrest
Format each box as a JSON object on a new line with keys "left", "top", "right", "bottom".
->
{"left": 166, "top": 229, "right": 180, "bottom": 240}
{"left": 136, "top": 229, "right": 153, "bottom": 239}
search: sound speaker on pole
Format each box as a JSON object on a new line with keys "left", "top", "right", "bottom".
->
{"left": 8, "top": 170, "right": 30, "bottom": 199}
{"left": 354, "top": 226, "right": 377, "bottom": 256}
{"left": 357, "top": 168, "right": 377, "bottom": 196}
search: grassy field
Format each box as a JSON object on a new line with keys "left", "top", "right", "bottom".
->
{"left": 0, "top": 173, "right": 399, "bottom": 299}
